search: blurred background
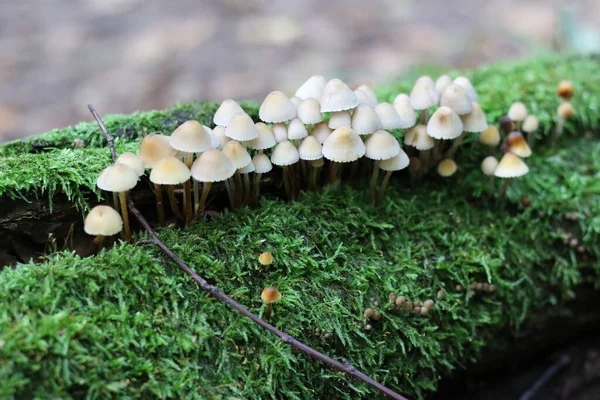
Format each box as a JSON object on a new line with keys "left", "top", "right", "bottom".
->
{"left": 1, "top": 0, "right": 599, "bottom": 142}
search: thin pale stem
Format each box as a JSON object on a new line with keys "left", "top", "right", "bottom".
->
{"left": 282, "top": 166, "right": 293, "bottom": 201}
{"left": 166, "top": 185, "right": 184, "bottom": 221}
{"left": 498, "top": 178, "right": 512, "bottom": 198}
{"left": 378, "top": 170, "right": 393, "bottom": 204}
{"left": 91, "top": 235, "right": 105, "bottom": 254}
{"left": 420, "top": 109, "right": 429, "bottom": 125}
{"left": 369, "top": 160, "right": 380, "bottom": 204}
{"left": 119, "top": 191, "right": 132, "bottom": 242}
{"left": 198, "top": 181, "right": 212, "bottom": 216}
{"left": 444, "top": 132, "right": 466, "bottom": 159}
{"left": 243, "top": 174, "right": 251, "bottom": 205}
{"left": 225, "top": 178, "right": 236, "bottom": 209}
{"left": 193, "top": 180, "right": 200, "bottom": 215}
{"left": 184, "top": 180, "right": 192, "bottom": 225}
{"left": 328, "top": 162, "right": 340, "bottom": 184}
{"left": 419, "top": 150, "right": 430, "bottom": 180}
{"left": 154, "top": 183, "right": 166, "bottom": 226}
{"left": 309, "top": 166, "right": 319, "bottom": 190}
{"left": 253, "top": 173, "right": 263, "bottom": 206}
{"left": 234, "top": 171, "right": 243, "bottom": 207}
{"left": 489, "top": 175, "right": 495, "bottom": 198}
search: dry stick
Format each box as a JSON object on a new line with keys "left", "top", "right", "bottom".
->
{"left": 88, "top": 104, "right": 408, "bottom": 400}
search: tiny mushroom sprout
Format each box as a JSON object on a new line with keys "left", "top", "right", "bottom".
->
{"left": 249, "top": 123, "right": 277, "bottom": 152}
{"left": 505, "top": 132, "right": 532, "bottom": 158}
{"left": 297, "top": 98, "right": 323, "bottom": 125}
{"left": 288, "top": 117, "right": 309, "bottom": 141}
{"left": 96, "top": 163, "right": 139, "bottom": 242}
{"left": 392, "top": 94, "right": 417, "bottom": 129}
{"left": 252, "top": 152, "right": 273, "bottom": 203}
{"left": 261, "top": 287, "right": 282, "bottom": 319}
{"left": 480, "top": 125, "right": 501, "bottom": 147}
{"left": 259, "top": 251, "right": 274, "bottom": 266}
{"left": 522, "top": 115, "right": 539, "bottom": 145}
{"left": 139, "top": 134, "right": 176, "bottom": 169}
{"left": 364, "top": 130, "right": 400, "bottom": 202}
{"left": 271, "top": 140, "right": 300, "bottom": 200}
{"left": 322, "top": 126, "right": 365, "bottom": 182}
{"left": 191, "top": 149, "right": 236, "bottom": 214}
{"left": 377, "top": 148, "right": 410, "bottom": 202}
{"left": 508, "top": 102, "right": 528, "bottom": 130}
{"left": 374, "top": 102, "right": 403, "bottom": 130}
{"left": 223, "top": 140, "right": 252, "bottom": 207}
{"left": 557, "top": 80, "right": 574, "bottom": 100}
{"left": 404, "top": 124, "right": 434, "bottom": 179}
{"left": 295, "top": 75, "right": 327, "bottom": 100}
{"left": 225, "top": 113, "right": 259, "bottom": 142}
{"left": 435, "top": 75, "right": 453, "bottom": 96}
{"left": 259, "top": 91, "right": 297, "bottom": 123}
{"left": 213, "top": 99, "right": 245, "bottom": 127}
{"left": 84, "top": 205, "right": 123, "bottom": 248}
{"left": 320, "top": 78, "right": 359, "bottom": 113}
{"left": 351, "top": 104, "right": 383, "bottom": 135}
{"left": 494, "top": 152, "right": 529, "bottom": 198}
{"left": 437, "top": 159, "right": 458, "bottom": 177}
{"left": 149, "top": 156, "right": 191, "bottom": 223}
{"left": 481, "top": 156, "right": 499, "bottom": 195}
{"left": 328, "top": 110, "right": 352, "bottom": 129}
{"left": 453, "top": 76, "right": 478, "bottom": 101}
{"left": 116, "top": 152, "right": 144, "bottom": 177}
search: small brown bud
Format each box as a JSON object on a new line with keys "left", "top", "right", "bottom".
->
{"left": 577, "top": 246, "right": 586, "bottom": 254}
{"left": 395, "top": 295, "right": 406, "bottom": 306}
{"left": 500, "top": 115, "right": 514, "bottom": 134}
{"left": 413, "top": 306, "right": 421, "bottom": 314}
{"left": 471, "top": 282, "right": 478, "bottom": 289}
{"left": 404, "top": 301, "right": 413, "bottom": 311}
{"left": 488, "top": 284, "right": 496, "bottom": 293}
{"left": 364, "top": 308, "right": 375, "bottom": 318}
{"left": 456, "top": 284, "right": 464, "bottom": 292}
{"left": 258, "top": 252, "right": 274, "bottom": 265}
{"left": 521, "top": 197, "right": 531, "bottom": 207}
{"left": 373, "top": 311, "right": 381, "bottom": 321}
{"left": 74, "top": 138, "right": 85, "bottom": 148}
{"left": 482, "top": 283, "right": 490, "bottom": 292}
{"left": 414, "top": 300, "right": 421, "bottom": 307}
{"left": 420, "top": 307, "right": 429, "bottom": 315}
{"left": 475, "top": 282, "right": 484, "bottom": 291}
{"left": 557, "top": 80, "right": 574, "bottom": 100}
{"left": 389, "top": 292, "right": 397, "bottom": 303}
{"left": 569, "top": 238, "right": 579, "bottom": 248}
{"left": 424, "top": 299, "right": 435, "bottom": 309}
{"left": 437, "top": 290, "right": 445, "bottom": 299}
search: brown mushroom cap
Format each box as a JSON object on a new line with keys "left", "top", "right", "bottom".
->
{"left": 557, "top": 102, "right": 575, "bottom": 119}
{"left": 84, "top": 205, "right": 123, "bottom": 236}
{"left": 479, "top": 126, "right": 500, "bottom": 147}
{"left": 557, "top": 80, "right": 574, "bottom": 100}
{"left": 170, "top": 120, "right": 213, "bottom": 154}
{"left": 261, "top": 287, "right": 282, "bottom": 304}
{"left": 506, "top": 132, "right": 532, "bottom": 158}
{"left": 259, "top": 252, "right": 273, "bottom": 265}
{"left": 139, "top": 134, "right": 176, "bottom": 168}
{"left": 437, "top": 159, "right": 458, "bottom": 177}
{"left": 149, "top": 156, "right": 192, "bottom": 185}
{"left": 97, "top": 163, "right": 139, "bottom": 192}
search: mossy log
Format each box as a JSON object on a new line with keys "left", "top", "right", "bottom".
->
{"left": 1, "top": 55, "right": 600, "bottom": 399}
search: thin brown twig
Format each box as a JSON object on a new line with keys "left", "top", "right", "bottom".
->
{"left": 87, "top": 104, "right": 409, "bottom": 400}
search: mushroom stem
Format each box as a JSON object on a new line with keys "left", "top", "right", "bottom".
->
{"left": 243, "top": 173, "right": 251, "bottom": 205}
{"left": 154, "top": 184, "right": 166, "bottom": 226}
{"left": 444, "top": 132, "right": 466, "bottom": 159}
{"left": 552, "top": 117, "right": 565, "bottom": 149}
{"left": 166, "top": 185, "right": 184, "bottom": 221}
{"left": 234, "top": 171, "right": 243, "bottom": 207}
{"left": 498, "top": 178, "right": 512, "bottom": 198}
{"left": 224, "top": 178, "right": 236, "bottom": 209}
{"left": 282, "top": 166, "right": 293, "bottom": 201}
{"left": 488, "top": 175, "right": 495, "bottom": 198}
{"left": 118, "top": 191, "right": 132, "bottom": 242}
{"left": 431, "top": 139, "right": 442, "bottom": 166}
{"left": 91, "top": 234, "right": 105, "bottom": 254}
{"left": 112, "top": 192, "right": 120, "bottom": 213}
{"left": 419, "top": 150, "right": 430, "bottom": 180}
{"left": 300, "top": 160, "right": 308, "bottom": 187}
{"left": 264, "top": 303, "right": 273, "bottom": 320}
{"left": 420, "top": 109, "right": 429, "bottom": 125}
{"left": 309, "top": 165, "right": 319, "bottom": 190}
{"left": 378, "top": 170, "right": 393, "bottom": 204}
{"left": 198, "top": 181, "right": 212, "bottom": 216}
{"left": 193, "top": 180, "right": 200, "bottom": 215}
{"left": 184, "top": 180, "right": 192, "bottom": 224}
{"left": 254, "top": 173, "right": 263, "bottom": 205}
{"left": 328, "top": 162, "right": 340, "bottom": 184}
{"left": 369, "top": 160, "right": 381, "bottom": 204}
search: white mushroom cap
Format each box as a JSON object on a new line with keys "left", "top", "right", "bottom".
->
{"left": 139, "top": 134, "right": 176, "bottom": 168}
{"left": 248, "top": 122, "right": 277, "bottom": 150}
{"left": 212, "top": 126, "right": 231, "bottom": 149}
{"left": 295, "top": 75, "right": 327, "bottom": 100}
{"left": 97, "top": 163, "right": 139, "bottom": 192}
{"left": 410, "top": 76, "right": 438, "bottom": 110}
{"left": 149, "top": 156, "right": 191, "bottom": 185}
{"left": 522, "top": 115, "right": 539, "bottom": 133}
{"left": 393, "top": 94, "right": 417, "bottom": 129}
{"left": 222, "top": 140, "right": 252, "bottom": 169}
{"left": 287, "top": 117, "right": 308, "bottom": 140}
{"left": 351, "top": 104, "right": 383, "bottom": 135}
{"left": 435, "top": 75, "right": 453, "bottom": 96}
{"left": 191, "top": 148, "right": 236, "bottom": 182}
{"left": 290, "top": 96, "right": 302, "bottom": 108}
{"left": 437, "top": 159, "right": 457, "bottom": 177}
{"left": 427, "top": 106, "right": 463, "bottom": 140}
{"left": 453, "top": 76, "right": 478, "bottom": 102}
{"left": 356, "top": 85, "right": 378, "bottom": 106}
{"left": 481, "top": 156, "right": 499, "bottom": 176}
{"left": 271, "top": 140, "right": 300, "bottom": 166}
{"left": 238, "top": 160, "right": 255, "bottom": 174}
{"left": 84, "top": 205, "right": 123, "bottom": 236}
{"left": 320, "top": 78, "right": 359, "bottom": 112}
{"left": 206, "top": 127, "right": 220, "bottom": 149}
{"left": 365, "top": 130, "right": 400, "bottom": 160}
{"left": 225, "top": 113, "right": 259, "bottom": 141}
{"left": 298, "top": 135, "right": 323, "bottom": 161}
{"left": 354, "top": 88, "right": 376, "bottom": 107}
{"left": 213, "top": 99, "right": 245, "bottom": 127}
{"left": 259, "top": 91, "right": 297, "bottom": 123}
{"left": 169, "top": 120, "right": 213, "bottom": 153}
{"left": 494, "top": 152, "right": 529, "bottom": 178}
{"left": 272, "top": 123, "right": 288, "bottom": 143}
{"left": 506, "top": 132, "right": 532, "bottom": 158}
{"left": 460, "top": 103, "right": 488, "bottom": 133}
{"left": 253, "top": 153, "right": 273, "bottom": 174}
{"left": 116, "top": 152, "right": 144, "bottom": 177}
{"left": 374, "top": 102, "right": 403, "bottom": 130}
{"left": 328, "top": 110, "right": 352, "bottom": 129}
{"left": 404, "top": 124, "right": 434, "bottom": 150}
{"left": 297, "top": 98, "right": 323, "bottom": 125}
{"left": 508, "top": 102, "right": 528, "bottom": 121}
{"left": 440, "top": 84, "right": 473, "bottom": 115}
{"left": 312, "top": 122, "right": 332, "bottom": 144}
{"left": 322, "top": 126, "right": 365, "bottom": 163}
{"left": 480, "top": 126, "right": 500, "bottom": 147}
{"left": 379, "top": 148, "right": 410, "bottom": 171}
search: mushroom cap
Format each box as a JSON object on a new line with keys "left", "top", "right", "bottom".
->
{"left": 259, "top": 91, "right": 297, "bottom": 123}
{"left": 252, "top": 153, "right": 273, "bottom": 174}
{"left": 248, "top": 122, "right": 277, "bottom": 150}
{"left": 435, "top": 75, "right": 453, "bottom": 95}
{"left": 410, "top": 76, "right": 438, "bottom": 110}
{"left": 379, "top": 148, "right": 410, "bottom": 171}
{"left": 460, "top": 102, "right": 488, "bottom": 133}
{"left": 139, "top": 134, "right": 176, "bottom": 168}
{"left": 320, "top": 78, "right": 359, "bottom": 112}
{"left": 506, "top": 132, "right": 532, "bottom": 158}
{"left": 170, "top": 120, "right": 213, "bottom": 153}
{"left": 508, "top": 102, "right": 528, "bottom": 121}
{"left": 84, "top": 205, "right": 123, "bottom": 236}
{"left": 295, "top": 75, "right": 327, "bottom": 100}
{"left": 290, "top": 96, "right": 302, "bottom": 108}
{"left": 374, "top": 102, "right": 403, "bottom": 130}
{"left": 270, "top": 140, "right": 300, "bottom": 166}
{"left": 351, "top": 104, "right": 382, "bottom": 135}
{"left": 149, "top": 156, "right": 191, "bottom": 185}
{"left": 287, "top": 117, "right": 309, "bottom": 140}
{"left": 213, "top": 99, "right": 245, "bottom": 127}
{"left": 97, "top": 163, "right": 139, "bottom": 192}
{"left": 479, "top": 125, "right": 500, "bottom": 147}
{"left": 116, "top": 152, "right": 144, "bottom": 177}
{"left": 404, "top": 124, "right": 435, "bottom": 150}
{"left": 206, "top": 127, "right": 220, "bottom": 149}
{"left": 238, "top": 160, "right": 255, "bottom": 174}
{"left": 440, "top": 84, "right": 473, "bottom": 115}
{"left": 322, "top": 126, "right": 365, "bottom": 163}
{"left": 494, "top": 152, "right": 529, "bottom": 178}
{"left": 522, "top": 115, "right": 539, "bottom": 133}
{"left": 272, "top": 123, "right": 288, "bottom": 143}
{"left": 365, "top": 130, "right": 400, "bottom": 160}
{"left": 328, "top": 110, "right": 352, "bottom": 129}
{"left": 481, "top": 156, "right": 499, "bottom": 176}
{"left": 557, "top": 102, "right": 575, "bottom": 119}
{"left": 392, "top": 94, "right": 417, "bottom": 129}
{"left": 191, "top": 149, "right": 236, "bottom": 182}
{"left": 427, "top": 106, "right": 463, "bottom": 140}
{"left": 453, "top": 76, "right": 478, "bottom": 101}
{"left": 222, "top": 140, "right": 252, "bottom": 169}
{"left": 557, "top": 80, "right": 574, "bottom": 100}
{"left": 258, "top": 252, "right": 273, "bottom": 266}
{"left": 297, "top": 98, "right": 323, "bottom": 124}
{"left": 312, "top": 122, "right": 332, "bottom": 144}
{"left": 354, "top": 88, "right": 377, "bottom": 107}
{"left": 261, "top": 287, "right": 282, "bottom": 304}
{"left": 437, "top": 159, "right": 457, "bottom": 177}
{"left": 225, "top": 113, "right": 259, "bottom": 141}
{"left": 356, "top": 85, "right": 378, "bottom": 107}
{"left": 298, "top": 135, "right": 323, "bottom": 161}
